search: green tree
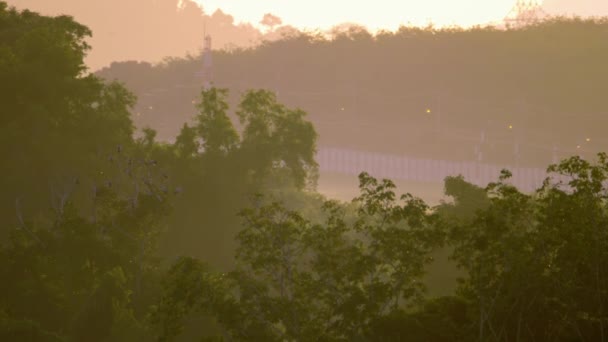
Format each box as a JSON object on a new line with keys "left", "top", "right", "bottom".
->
{"left": 446, "top": 154, "right": 608, "bottom": 341}
{"left": 160, "top": 87, "right": 318, "bottom": 270}
{"left": 153, "top": 172, "right": 441, "bottom": 341}
{"left": 0, "top": 144, "right": 172, "bottom": 340}
{"left": 436, "top": 175, "right": 490, "bottom": 222}
{"left": 533, "top": 154, "right": 608, "bottom": 340}
{"left": 237, "top": 89, "right": 318, "bottom": 190}
{"left": 0, "top": 3, "right": 135, "bottom": 233}
{"left": 195, "top": 88, "right": 239, "bottom": 156}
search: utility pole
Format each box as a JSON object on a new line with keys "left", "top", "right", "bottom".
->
{"left": 202, "top": 31, "right": 213, "bottom": 89}
{"left": 195, "top": 22, "right": 213, "bottom": 89}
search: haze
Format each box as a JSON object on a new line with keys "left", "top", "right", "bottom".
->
{"left": 10, "top": 0, "right": 608, "bottom": 71}
{"left": 5, "top": 1, "right": 608, "bottom": 340}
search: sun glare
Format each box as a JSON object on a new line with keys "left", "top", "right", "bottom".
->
{"left": 194, "top": 0, "right": 527, "bottom": 32}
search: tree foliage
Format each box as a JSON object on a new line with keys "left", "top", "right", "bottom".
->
{"left": 159, "top": 87, "right": 318, "bottom": 268}
{"left": 153, "top": 173, "right": 440, "bottom": 341}
{"left": 0, "top": 160, "right": 171, "bottom": 340}
{"left": 7, "top": 3, "right": 608, "bottom": 341}
{"left": 0, "top": 2, "right": 135, "bottom": 232}
{"left": 441, "top": 154, "right": 608, "bottom": 341}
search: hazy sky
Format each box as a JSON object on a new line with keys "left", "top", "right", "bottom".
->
{"left": 9, "top": 0, "right": 608, "bottom": 70}
{"left": 197, "top": 0, "right": 517, "bottom": 30}
{"left": 197, "top": 0, "right": 608, "bottom": 31}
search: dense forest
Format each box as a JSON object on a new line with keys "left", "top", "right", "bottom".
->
{"left": 97, "top": 16, "right": 608, "bottom": 169}
{"left": 3, "top": 2, "right": 608, "bottom": 341}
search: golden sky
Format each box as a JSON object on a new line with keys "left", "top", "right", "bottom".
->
{"left": 194, "top": 0, "right": 608, "bottom": 32}
{"left": 195, "top": 0, "right": 522, "bottom": 31}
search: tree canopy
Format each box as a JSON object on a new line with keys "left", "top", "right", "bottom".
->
{"left": 0, "top": 2, "right": 135, "bottom": 231}
{"left": 4, "top": 3, "right": 608, "bottom": 341}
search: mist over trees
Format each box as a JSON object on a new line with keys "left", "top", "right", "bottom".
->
{"left": 98, "top": 17, "right": 608, "bottom": 169}
{"left": 3, "top": 2, "right": 608, "bottom": 341}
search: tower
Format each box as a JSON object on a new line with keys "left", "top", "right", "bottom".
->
{"left": 504, "top": 0, "right": 546, "bottom": 28}
{"left": 202, "top": 33, "right": 213, "bottom": 89}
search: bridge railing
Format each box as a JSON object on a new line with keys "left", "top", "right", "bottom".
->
{"left": 316, "top": 147, "right": 576, "bottom": 193}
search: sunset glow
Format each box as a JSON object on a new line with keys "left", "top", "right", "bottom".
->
{"left": 194, "top": 0, "right": 541, "bottom": 32}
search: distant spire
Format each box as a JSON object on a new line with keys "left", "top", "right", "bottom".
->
{"left": 194, "top": 21, "right": 213, "bottom": 89}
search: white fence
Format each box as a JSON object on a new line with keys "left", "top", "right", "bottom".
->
{"left": 317, "top": 147, "right": 551, "bottom": 192}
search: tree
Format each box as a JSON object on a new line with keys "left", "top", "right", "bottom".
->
{"left": 0, "top": 3, "right": 136, "bottom": 234}
{"left": 173, "top": 123, "right": 199, "bottom": 158}
{"left": 445, "top": 154, "right": 608, "bottom": 341}
{"left": 436, "top": 175, "right": 490, "bottom": 222}
{"left": 533, "top": 154, "right": 608, "bottom": 340}
{"left": 260, "top": 13, "right": 282, "bottom": 32}
{"left": 153, "top": 172, "right": 441, "bottom": 341}
{"left": 195, "top": 88, "right": 239, "bottom": 156}
{"left": 0, "top": 141, "right": 173, "bottom": 340}
{"left": 161, "top": 87, "right": 318, "bottom": 269}
{"left": 237, "top": 89, "right": 318, "bottom": 190}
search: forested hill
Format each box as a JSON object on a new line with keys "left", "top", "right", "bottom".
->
{"left": 98, "top": 18, "right": 608, "bottom": 168}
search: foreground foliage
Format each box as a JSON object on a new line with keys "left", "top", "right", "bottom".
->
{"left": 152, "top": 154, "right": 608, "bottom": 341}
{"left": 5, "top": 3, "right": 608, "bottom": 341}
{"left": 445, "top": 154, "right": 608, "bottom": 341}
{"left": 153, "top": 173, "right": 440, "bottom": 341}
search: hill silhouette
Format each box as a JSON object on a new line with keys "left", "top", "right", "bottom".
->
{"left": 97, "top": 18, "right": 608, "bottom": 168}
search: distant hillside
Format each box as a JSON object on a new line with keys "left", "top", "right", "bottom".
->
{"left": 97, "top": 18, "right": 608, "bottom": 168}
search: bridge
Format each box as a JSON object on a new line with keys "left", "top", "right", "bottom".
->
{"left": 317, "top": 147, "right": 558, "bottom": 193}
